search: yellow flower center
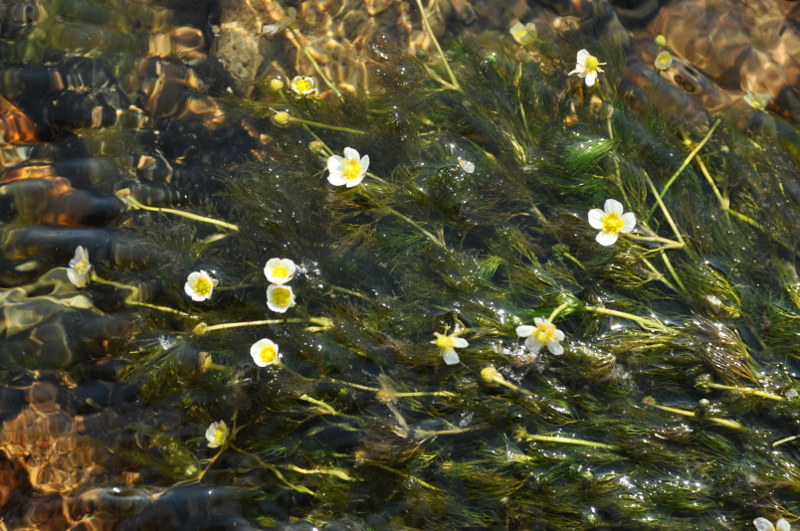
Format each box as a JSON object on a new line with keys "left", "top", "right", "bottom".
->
{"left": 293, "top": 78, "right": 313, "bottom": 93}
{"left": 272, "top": 287, "right": 291, "bottom": 306}
{"left": 272, "top": 265, "right": 289, "bottom": 279}
{"left": 533, "top": 322, "right": 557, "bottom": 344}
{"left": 434, "top": 334, "right": 455, "bottom": 349}
{"left": 258, "top": 344, "right": 278, "bottom": 365}
{"left": 211, "top": 426, "right": 226, "bottom": 443}
{"left": 192, "top": 276, "right": 212, "bottom": 297}
{"left": 74, "top": 260, "right": 89, "bottom": 274}
{"left": 584, "top": 55, "right": 600, "bottom": 72}
{"left": 601, "top": 212, "right": 624, "bottom": 234}
{"left": 343, "top": 159, "right": 362, "bottom": 181}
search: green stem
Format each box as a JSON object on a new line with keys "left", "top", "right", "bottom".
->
{"left": 643, "top": 170, "right": 686, "bottom": 248}
{"left": 192, "top": 317, "right": 333, "bottom": 335}
{"left": 92, "top": 274, "right": 195, "bottom": 318}
{"left": 548, "top": 301, "right": 571, "bottom": 322}
{"left": 517, "top": 431, "right": 616, "bottom": 450}
{"left": 413, "top": 0, "right": 460, "bottom": 90}
{"left": 585, "top": 305, "right": 670, "bottom": 331}
{"left": 646, "top": 119, "right": 721, "bottom": 220}
{"left": 644, "top": 398, "right": 742, "bottom": 430}
{"left": 705, "top": 381, "right": 784, "bottom": 401}
{"left": 286, "top": 26, "right": 342, "bottom": 98}
{"left": 118, "top": 190, "right": 239, "bottom": 231}
{"left": 288, "top": 115, "right": 365, "bottom": 135}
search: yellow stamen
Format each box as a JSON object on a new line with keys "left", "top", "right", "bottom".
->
{"left": 433, "top": 333, "right": 455, "bottom": 349}
{"left": 193, "top": 277, "right": 212, "bottom": 297}
{"left": 343, "top": 159, "right": 362, "bottom": 180}
{"left": 601, "top": 212, "right": 624, "bottom": 234}
{"left": 259, "top": 345, "right": 278, "bottom": 365}
{"left": 272, "top": 265, "right": 289, "bottom": 279}
{"left": 293, "top": 78, "right": 313, "bottom": 93}
{"left": 272, "top": 287, "right": 291, "bottom": 306}
{"left": 584, "top": 55, "right": 600, "bottom": 71}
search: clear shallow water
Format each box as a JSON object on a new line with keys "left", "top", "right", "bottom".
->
{"left": 3, "top": 1, "right": 800, "bottom": 529}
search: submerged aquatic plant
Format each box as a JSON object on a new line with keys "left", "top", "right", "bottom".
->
{"left": 205, "top": 420, "right": 228, "bottom": 448}
{"left": 516, "top": 317, "right": 566, "bottom": 355}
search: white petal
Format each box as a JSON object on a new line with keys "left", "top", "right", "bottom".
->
{"left": 534, "top": 317, "right": 545, "bottom": 326}
{"left": 343, "top": 147, "right": 359, "bottom": 160}
{"left": 585, "top": 72, "right": 596, "bottom": 86}
{"left": 753, "top": 518, "right": 775, "bottom": 531}
{"left": 344, "top": 175, "right": 364, "bottom": 188}
{"left": 516, "top": 325, "right": 534, "bottom": 338}
{"left": 67, "top": 269, "right": 87, "bottom": 288}
{"left": 588, "top": 208, "right": 605, "bottom": 229}
{"left": 553, "top": 329, "right": 565, "bottom": 342}
{"left": 442, "top": 349, "right": 460, "bottom": 365}
{"left": 524, "top": 337, "right": 542, "bottom": 353}
{"left": 547, "top": 341, "right": 564, "bottom": 355}
{"left": 604, "top": 199, "right": 623, "bottom": 215}
{"left": 327, "top": 173, "right": 346, "bottom": 186}
{"left": 621, "top": 212, "right": 636, "bottom": 233}
{"left": 360, "top": 154, "right": 370, "bottom": 174}
{"left": 576, "top": 49, "right": 590, "bottom": 65}
{"left": 327, "top": 155, "right": 344, "bottom": 173}
{"left": 567, "top": 67, "right": 582, "bottom": 77}
{"left": 452, "top": 337, "right": 469, "bottom": 348}
{"left": 596, "top": 230, "right": 619, "bottom": 246}
{"left": 777, "top": 519, "right": 791, "bottom": 531}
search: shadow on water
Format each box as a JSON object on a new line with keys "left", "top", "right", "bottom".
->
{"left": 3, "top": 0, "right": 800, "bottom": 529}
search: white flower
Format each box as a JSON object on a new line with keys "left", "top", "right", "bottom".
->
{"left": 509, "top": 20, "right": 536, "bottom": 46}
{"left": 516, "top": 318, "right": 565, "bottom": 355}
{"left": 263, "top": 257, "right": 296, "bottom": 284}
{"left": 267, "top": 283, "right": 296, "bottom": 313}
{"left": 184, "top": 270, "right": 218, "bottom": 301}
{"left": 588, "top": 199, "right": 636, "bottom": 246}
{"left": 67, "top": 245, "right": 92, "bottom": 288}
{"left": 568, "top": 49, "right": 605, "bottom": 87}
{"left": 458, "top": 158, "right": 475, "bottom": 174}
{"left": 754, "top": 518, "right": 791, "bottom": 531}
{"left": 744, "top": 91, "right": 771, "bottom": 111}
{"left": 654, "top": 50, "right": 673, "bottom": 71}
{"left": 327, "top": 147, "right": 369, "bottom": 187}
{"left": 290, "top": 75, "right": 317, "bottom": 96}
{"left": 205, "top": 420, "right": 228, "bottom": 448}
{"left": 431, "top": 331, "right": 469, "bottom": 365}
{"left": 250, "top": 338, "right": 281, "bottom": 367}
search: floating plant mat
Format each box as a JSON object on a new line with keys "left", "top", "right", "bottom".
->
{"left": 4, "top": 1, "right": 800, "bottom": 530}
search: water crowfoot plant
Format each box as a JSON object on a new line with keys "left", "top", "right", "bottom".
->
{"left": 431, "top": 329, "right": 468, "bottom": 365}
{"left": 754, "top": 519, "right": 791, "bottom": 531}
{"left": 568, "top": 49, "right": 605, "bottom": 87}
{"left": 588, "top": 198, "right": 636, "bottom": 246}
{"left": 184, "top": 270, "right": 218, "bottom": 302}
{"left": 327, "top": 147, "right": 369, "bottom": 187}
{"left": 67, "top": 245, "right": 92, "bottom": 288}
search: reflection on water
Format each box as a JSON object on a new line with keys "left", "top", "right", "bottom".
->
{"left": 2, "top": 0, "right": 800, "bottom": 529}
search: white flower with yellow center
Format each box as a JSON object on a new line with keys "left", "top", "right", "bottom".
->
{"left": 516, "top": 318, "right": 565, "bottom": 355}
{"left": 754, "top": 518, "right": 791, "bottom": 531}
{"left": 744, "top": 91, "right": 771, "bottom": 111}
{"left": 509, "top": 20, "right": 536, "bottom": 47}
{"left": 67, "top": 245, "right": 92, "bottom": 288}
{"left": 290, "top": 75, "right": 317, "bottom": 96}
{"left": 184, "top": 270, "right": 218, "bottom": 301}
{"left": 431, "top": 331, "right": 468, "bottom": 365}
{"left": 250, "top": 338, "right": 281, "bottom": 367}
{"left": 327, "top": 147, "right": 369, "bottom": 188}
{"left": 654, "top": 50, "right": 673, "bottom": 71}
{"left": 458, "top": 158, "right": 475, "bottom": 174}
{"left": 588, "top": 199, "right": 636, "bottom": 246}
{"left": 263, "top": 257, "right": 296, "bottom": 285}
{"left": 267, "top": 283, "right": 296, "bottom": 313}
{"left": 205, "top": 420, "right": 228, "bottom": 448}
{"left": 568, "top": 49, "right": 605, "bottom": 87}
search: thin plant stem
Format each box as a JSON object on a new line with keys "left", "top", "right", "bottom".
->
{"left": 660, "top": 252, "right": 687, "bottom": 292}
{"left": 193, "top": 317, "right": 333, "bottom": 335}
{"left": 91, "top": 274, "right": 195, "bottom": 318}
{"left": 288, "top": 115, "right": 365, "bottom": 135}
{"left": 646, "top": 119, "right": 721, "bottom": 220}
{"left": 643, "top": 397, "right": 743, "bottom": 430}
{"left": 643, "top": 170, "right": 686, "bottom": 248}
{"left": 516, "top": 430, "right": 616, "bottom": 451}
{"left": 585, "top": 305, "right": 670, "bottom": 331}
{"left": 413, "top": 0, "right": 460, "bottom": 90}
{"left": 638, "top": 255, "right": 678, "bottom": 292}
{"left": 286, "top": 26, "right": 342, "bottom": 98}
{"left": 118, "top": 190, "right": 239, "bottom": 231}
{"left": 704, "top": 381, "right": 784, "bottom": 401}
{"left": 548, "top": 301, "right": 571, "bottom": 322}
